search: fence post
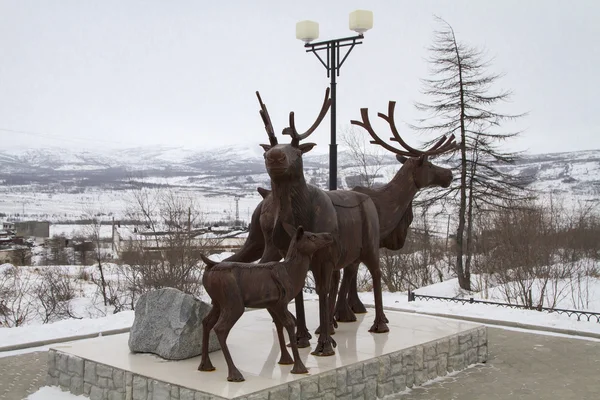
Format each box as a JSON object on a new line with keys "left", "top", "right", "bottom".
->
{"left": 408, "top": 290, "right": 415, "bottom": 302}
{"left": 469, "top": 297, "right": 474, "bottom": 304}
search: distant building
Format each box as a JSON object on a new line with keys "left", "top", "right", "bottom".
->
{"left": 15, "top": 221, "right": 50, "bottom": 240}
{"left": 1, "top": 222, "right": 15, "bottom": 231}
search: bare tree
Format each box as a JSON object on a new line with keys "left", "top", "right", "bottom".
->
{"left": 34, "top": 267, "right": 77, "bottom": 323}
{"left": 121, "top": 186, "right": 220, "bottom": 297}
{"left": 340, "top": 126, "right": 388, "bottom": 188}
{"left": 82, "top": 208, "right": 110, "bottom": 306}
{"left": 0, "top": 265, "right": 35, "bottom": 327}
{"left": 413, "top": 17, "right": 528, "bottom": 290}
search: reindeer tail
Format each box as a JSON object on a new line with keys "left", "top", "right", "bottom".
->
{"left": 200, "top": 253, "right": 218, "bottom": 270}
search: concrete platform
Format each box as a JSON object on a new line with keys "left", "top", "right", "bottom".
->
{"left": 46, "top": 301, "right": 487, "bottom": 399}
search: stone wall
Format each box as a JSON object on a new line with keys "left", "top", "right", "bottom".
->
{"left": 46, "top": 326, "right": 487, "bottom": 400}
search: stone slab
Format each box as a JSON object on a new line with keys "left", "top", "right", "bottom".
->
{"left": 47, "top": 301, "right": 487, "bottom": 399}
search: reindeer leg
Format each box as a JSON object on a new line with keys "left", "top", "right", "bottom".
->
{"left": 315, "top": 269, "right": 339, "bottom": 335}
{"left": 267, "top": 309, "right": 293, "bottom": 365}
{"left": 293, "top": 291, "right": 312, "bottom": 348}
{"left": 198, "top": 303, "right": 220, "bottom": 372}
{"left": 348, "top": 264, "right": 368, "bottom": 314}
{"left": 312, "top": 265, "right": 337, "bottom": 357}
{"left": 279, "top": 307, "right": 308, "bottom": 374}
{"left": 214, "top": 303, "right": 245, "bottom": 382}
{"left": 335, "top": 263, "right": 358, "bottom": 322}
{"left": 362, "top": 254, "right": 389, "bottom": 333}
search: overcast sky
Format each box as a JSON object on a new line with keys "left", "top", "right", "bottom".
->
{"left": 0, "top": 0, "right": 598, "bottom": 155}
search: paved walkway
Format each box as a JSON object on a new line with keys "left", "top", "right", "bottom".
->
{"left": 0, "top": 327, "right": 599, "bottom": 399}
{"left": 397, "top": 327, "right": 600, "bottom": 400}
{"left": 0, "top": 352, "right": 45, "bottom": 400}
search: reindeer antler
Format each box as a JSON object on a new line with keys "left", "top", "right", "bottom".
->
{"left": 256, "top": 91, "right": 278, "bottom": 146}
{"left": 351, "top": 101, "right": 458, "bottom": 157}
{"left": 284, "top": 88, "right": 332, "bottom": 146}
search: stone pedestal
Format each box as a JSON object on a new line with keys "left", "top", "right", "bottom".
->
{"left": 46, "top": 301, "right": 488, "bottom": 400}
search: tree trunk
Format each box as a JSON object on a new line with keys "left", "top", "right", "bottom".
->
{"left": 97, "top": 260, "right": 109, "bottom": 306}
{"left": 454, "top": 33, "right": 471, "bottom": 291}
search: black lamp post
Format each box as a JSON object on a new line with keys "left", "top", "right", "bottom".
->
{"left": 296, "top": 10, "right": 373, "bottom": 190}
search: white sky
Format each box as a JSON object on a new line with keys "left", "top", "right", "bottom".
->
{"left": 0, "top": 0, "right": 598, "bottom": 154}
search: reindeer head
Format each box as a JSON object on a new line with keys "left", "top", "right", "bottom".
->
{"left": 255, "top": 89, "right": 331, "bottom": 181}
{"left": 351, "top": 101, "right": 457, "bottom": 189}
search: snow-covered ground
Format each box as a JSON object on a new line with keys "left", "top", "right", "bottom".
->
{"left": 2, "top": 259, "right": 599, "bottom": 353}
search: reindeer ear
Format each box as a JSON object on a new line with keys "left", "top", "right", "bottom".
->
{"left": 298, "top": 143, "right": 316, "bottom": 154}
{"left": 295, "top": 226, "right": 304, "bottom": 239}
{"left": 418, "top": 155, "right": 428, "bottom": 166}
{"left": 396, "top": 155, "right": 408, "bottom": 164}
{"left": 260, "top": 144, "right": 272, "bottom": 152}
{"left": 257, "top": 187, "right": 271, "bottom": 199}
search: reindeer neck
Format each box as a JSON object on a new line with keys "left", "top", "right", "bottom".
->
{"left": 271, "top": 173, "right": 313, "bottom": 229}
{"left": 282, "top": 240, "right": 312, "bottom": 292}
{"left": 377, "top": 164, "right": 419, "bottom": 236}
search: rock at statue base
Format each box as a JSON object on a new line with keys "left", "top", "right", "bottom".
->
{"left": 128, "top": 287, "right": 220, "bottom": 360}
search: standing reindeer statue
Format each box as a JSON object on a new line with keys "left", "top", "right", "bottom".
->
{"left": 198, "top": 225, "right": 334, "bottom": 382}
{"left": 333, "top": 101, "right": 457, "bottom": 321}
{"left": 245, "top": 89, "right": 389, "bottom": 356}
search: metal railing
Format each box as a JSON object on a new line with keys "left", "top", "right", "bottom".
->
{"left": 408, "top": 290, "right": 600, "bottom": 323}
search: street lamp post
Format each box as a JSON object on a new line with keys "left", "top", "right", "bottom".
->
{"left": 296, "top": 10, "right": 373, "bottom": 190}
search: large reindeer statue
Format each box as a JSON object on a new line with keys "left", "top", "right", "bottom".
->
{"left": 246, "top": 89, "right": 388, "bottom": 356}
{"left": 333, "top": 101, "right": 457, "bottom": 321}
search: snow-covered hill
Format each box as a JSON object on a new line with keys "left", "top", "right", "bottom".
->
{"left": 0, "top": 146, "right": 598, "bottom": 223}
{"left": 1, "top": 145, "right": 598, "bottom": 195}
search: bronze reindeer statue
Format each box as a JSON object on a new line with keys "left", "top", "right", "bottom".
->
{"left": 198, "top": 225, "right": 334, "bottom": 382}
{"left": 247, "top": 89, "right": 388, "bottom": 356}
{"left": 333, "top": 101, "right": 457, "bottom": 321}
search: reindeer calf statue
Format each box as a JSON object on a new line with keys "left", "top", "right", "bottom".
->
{"left": 198, "top": 225, "right": 334, "bottom": 382}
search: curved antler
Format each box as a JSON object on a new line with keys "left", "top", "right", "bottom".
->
{"left": 284, "top": 88, "right": 332, "bottom": 146}
{"left": 351, "top": 109, "right": 414, "bottom": 157}
{"left": 256, "top": 91, "right": 278, "bottom": 146}
{"left": 378, "top": 101, "right": 457, "bottom": 156}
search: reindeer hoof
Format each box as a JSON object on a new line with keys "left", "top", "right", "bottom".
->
{"left": 311, "top": 338, "right": 337, "bottom": 357}
{"left": 369, "top": 320, "right": 390, "bottom": 333}
{"left": 227, "top": 372, "right": 245, "bottom": 382}
{"left": 278, "top": 355, "right": 294, "bottom": 365}
{"left": 198, "top": 362, "right": 215, "bottom": 372}
{"left": 291, "top": 364, "right": 309, "bottom": 374}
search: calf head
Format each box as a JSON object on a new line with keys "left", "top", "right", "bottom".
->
{"left": 284, "top": 224, "right": 334, "bottom": 256}
{"left": 255, "top": 89, "right": 331, "bottom": 182}
{"left": 351, "top": 101, "right": 457, "bottom": 189}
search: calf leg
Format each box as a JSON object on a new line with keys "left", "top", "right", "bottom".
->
{"left": 272, "top": 305, "right": 308, "bottom": 374}
{"left": 267, "top": 309, "right": 293, "bottom": 365}
{"left": 198, "top": 303, "right": 220, "bottom": 372}
{"left": 214, "top": 303, "right": 246, "bottom": 382}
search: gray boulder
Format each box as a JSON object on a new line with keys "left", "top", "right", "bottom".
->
{"left": 128, "top": 288, "right": 220, "bottom": 360}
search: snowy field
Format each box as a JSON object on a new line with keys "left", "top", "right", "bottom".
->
{"left": 0, "top": 186, "right": 263, "bottom": 224}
